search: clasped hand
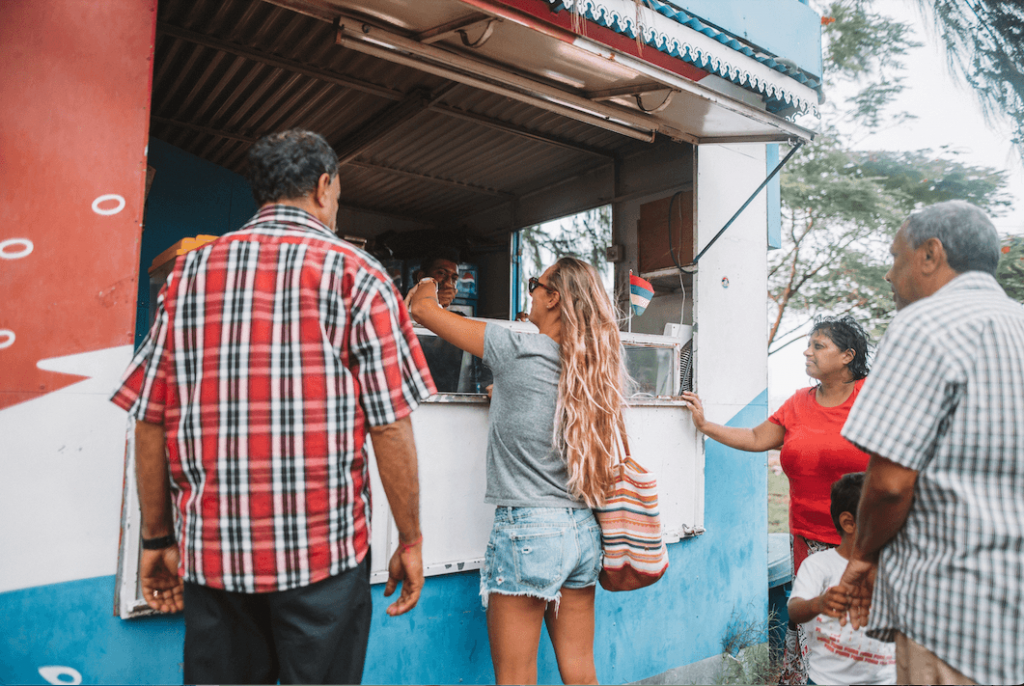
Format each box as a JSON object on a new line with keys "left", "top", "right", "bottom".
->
{"left": 836, "top": 557, "right": 877, "bottom": 629}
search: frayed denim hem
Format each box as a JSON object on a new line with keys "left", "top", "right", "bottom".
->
{"left": 480, "top": 584, "right": 562, "bottom": 616}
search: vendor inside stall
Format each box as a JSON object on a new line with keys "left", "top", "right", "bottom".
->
{"left": 412, "top": 248, "right": 460, "bottom": 309}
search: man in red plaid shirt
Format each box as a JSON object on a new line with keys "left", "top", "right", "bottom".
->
{"left": 111, "top": 130, "right": 436, "bottom": 684}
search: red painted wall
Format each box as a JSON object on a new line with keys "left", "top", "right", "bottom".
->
{"left": 0, "top": 0, "right": 157, "bottom": 409}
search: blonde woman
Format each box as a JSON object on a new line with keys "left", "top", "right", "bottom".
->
{"left": 407, "top": 257, "right": 625, "bottom": 685}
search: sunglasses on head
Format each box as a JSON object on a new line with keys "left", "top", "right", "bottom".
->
{"left": 528, "top": 276, "right": 556, "bottom": 294}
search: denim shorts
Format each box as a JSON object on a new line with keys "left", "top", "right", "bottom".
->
{"left": 480, "top": 506, "right": 602, "bottom": 610}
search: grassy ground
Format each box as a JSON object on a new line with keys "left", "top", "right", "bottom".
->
{"left": 767, "top": 451, "right": 789, "bottom": 534}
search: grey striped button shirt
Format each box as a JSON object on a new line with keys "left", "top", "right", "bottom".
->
{"left": 842, "top": 271, "right": 1024, "bottom": 685}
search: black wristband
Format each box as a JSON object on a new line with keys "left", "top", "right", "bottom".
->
{"left": 141, "top": 534, "right": 176, "bottom": 550}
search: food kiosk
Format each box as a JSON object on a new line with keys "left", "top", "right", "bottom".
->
{"left": 0, "top": 0, "right": 823, "bottom": 682}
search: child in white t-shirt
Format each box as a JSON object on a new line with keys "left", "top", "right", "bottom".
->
{"left": 787, "top": 472, "right": 896, "bottom": 685}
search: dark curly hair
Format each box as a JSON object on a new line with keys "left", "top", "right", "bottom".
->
{"left": 830, "top": 472, "right": 864, "bottom": 534}
{"left": 418, "top": 248, "right": 461, "bottom": 275}
{"left": 246, "top": 129, "right": 338, "bottom": 205}
{"left": 810, "top": 314, "right": 871, "bottom": 381}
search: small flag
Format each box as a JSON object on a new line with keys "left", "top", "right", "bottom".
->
{"left": 629, "top": 272, "right": 654, "bottom": 316}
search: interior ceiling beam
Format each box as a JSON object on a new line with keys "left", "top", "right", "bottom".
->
{"left": 156, "top": 21, "right": 403, "bottom": 102}
{"left": 150, "top": 115, "right": 514, "bottom": 199}
{"left": 151, "top": 115, "right": 257, "bottom": 143}
{"left": 334, "top": 20, "right": 655, "bottom": 143}
{"left": 416, "top": 13, "right": 492, "bottom": 44}
{"left": 431, "top": 104, "right": 614, "bottom": 160}
{"left": 336, "top": 83, "right": 458, "bottom": 165}
{"left": 586, "top": 84, "right": 674, "bottom": 101}
{"left": 338, "top": 199, "right": 446, "bottom": 227}
{"left": 346, "top": 160, "right": 514, "bottom": 198}
{"left": 697, "top": 134, "right": 801, "bottom": 145}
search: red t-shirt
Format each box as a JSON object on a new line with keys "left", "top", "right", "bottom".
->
{"left": 769, "top": 379, "right": 869, "bottom": 545}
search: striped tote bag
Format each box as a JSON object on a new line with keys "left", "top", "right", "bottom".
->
{"left": 595, "top": 433, "right": 669, "bottom": 591}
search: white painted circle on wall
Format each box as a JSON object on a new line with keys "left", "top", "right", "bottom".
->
{"left": 91, "top": 194, "right": 126, "bottom": 216}
{"left": 0, "top": 330, "right": 14, "bottom": 349}
{"left": 0, "top": 238, "right": 33, "bottom": 259}
{"left": 39, "top": 666, "right": 82, "bottom": 685}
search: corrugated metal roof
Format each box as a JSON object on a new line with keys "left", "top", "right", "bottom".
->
{"left": 151, "top": 0, "right": 643, "bottom": 227}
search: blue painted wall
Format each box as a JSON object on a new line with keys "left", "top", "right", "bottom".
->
{"left": 0, "top": 575, "right": 185, "bottom": 685}
{"left": 0, "top": 391, "right": 768, "bottom": 685}
{"left": 679, "top": 1, "right": 822, "bottom": 77}
{"left": 136, "top": 137, "right": 256, "bottom": 346}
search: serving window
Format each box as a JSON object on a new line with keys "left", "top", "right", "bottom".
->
{"left": 415, "top": 331, "right": 493, "bottom": 395}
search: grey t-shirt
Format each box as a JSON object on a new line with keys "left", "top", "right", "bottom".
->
{"left": 483, "top": 323, "right": 583, "bottom": 508}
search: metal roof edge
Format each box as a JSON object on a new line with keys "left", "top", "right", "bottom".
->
{"left": 549, "top": 0, "right": 823, "bottom": 116}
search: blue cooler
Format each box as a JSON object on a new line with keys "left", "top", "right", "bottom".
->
{"left": 768, "top": 533, "right": 793, "bottom": 661}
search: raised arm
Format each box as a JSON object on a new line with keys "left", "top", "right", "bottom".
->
{"left": 406, "top": 278, "right": 486, "bottom": 359}
{"left": 680, "top": 392, "right": 785, "bottom": 452}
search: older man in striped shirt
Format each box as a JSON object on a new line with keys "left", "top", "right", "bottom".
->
{"left": 837, "top": 201, "right": 1024, "bottom": 685}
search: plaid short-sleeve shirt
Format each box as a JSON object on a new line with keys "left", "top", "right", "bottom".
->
{"left": 112, "top": 205, "right": 435, "bottom": 593}
{"left": 842, "top": 272, "right": 1024, "bottom": 685}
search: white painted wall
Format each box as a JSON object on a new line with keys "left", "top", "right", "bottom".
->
{"left": 0, "top": 346, "right": 134, "bottom": 593}
{"left": 693, "top": 144, "right": 769, "bottom": 421}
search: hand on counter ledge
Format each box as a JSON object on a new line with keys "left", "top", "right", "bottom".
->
{"left": 679, "top": 391, "right": 706, "bottom": 431}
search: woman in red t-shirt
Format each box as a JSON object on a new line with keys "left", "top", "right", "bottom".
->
{"left": 682, "top": 315, "right": 871, "bottom": 572}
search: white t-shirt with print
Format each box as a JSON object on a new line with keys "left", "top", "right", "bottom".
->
{"left": 791, "top": 548, "right": 896, "bottom": 685}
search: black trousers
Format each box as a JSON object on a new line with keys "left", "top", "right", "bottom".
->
{"left": 182, "top": 556, "right": 372, "bottom": 685}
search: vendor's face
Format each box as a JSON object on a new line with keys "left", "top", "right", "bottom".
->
{"left": 426, "top": 259, "right": 459, "bottom": 307}
{"left": 803, "top": 331, "right": 852, "bottom": 381}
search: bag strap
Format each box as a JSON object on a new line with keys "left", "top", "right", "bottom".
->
{"left": 616, "top": 414, "right": 631, "bottom": 461}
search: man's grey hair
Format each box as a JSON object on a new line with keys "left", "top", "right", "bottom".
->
{"left": 903, "top": 200, "right": 1000, "bottom": 276}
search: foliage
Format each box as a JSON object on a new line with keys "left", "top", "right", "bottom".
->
{"left": 518, "top": 205, "right": 612, "bottom": 301}
{"left": 822, "top": 0, "right": 920, "bottom": 132}
{"left": 819, "top": 0, "right": 921, "bottom": 129}
{"left": 856, "top": 149, "right": 1012, "bottom": 211}
{"left": 913, "top": 0, "right": 1024, "bottom": 154}
{"left": 712, "top": 612, "right": 781, "bottom": 686}
{"left": 520, "top": 206, "right": 611, "bottom": 274}
{"left": 772, "top": 138, "right": 1011, "bottom": 346}
{"left": 998, "top": 234, "right": 1024, "bottom": 302}
{"left": 770, "top": 1, "right": 1012, "bottom": 351}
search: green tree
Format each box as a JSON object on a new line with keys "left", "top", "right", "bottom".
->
{"left": 519, "top": 205, "right": 611, "bottom": 281}
{"left": 913, "top": 0, "right": 1024, "bottom": 153}
{"left": 773, "top": 144, "right": 1009, "bottom": 345}
{"left": 770, "top": 0, "right": 1011, "bottom": 351}
{"left": 998, "top": 234, "right": 1024, "bottom": 302}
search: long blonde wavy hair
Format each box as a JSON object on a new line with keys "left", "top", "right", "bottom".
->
{"left": 546, "top": 257, "right": 628, "bottom": 508}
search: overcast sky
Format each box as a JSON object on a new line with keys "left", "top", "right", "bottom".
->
{"left": 837, "top": 2, "right": 1023, "bottom": 235}
{"left": 768, "top": 1, "right": 1023, "bottom": 410}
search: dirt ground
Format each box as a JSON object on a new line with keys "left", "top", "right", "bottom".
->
{"left": 768, "top": 450, "right": 789, "bottom": 534}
